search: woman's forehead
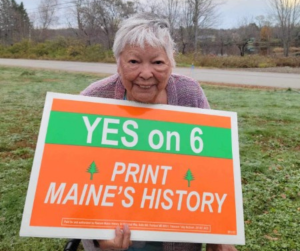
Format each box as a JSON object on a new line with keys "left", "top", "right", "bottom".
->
{"left": 122, "top": 44, "right": 166, "bottom": 56}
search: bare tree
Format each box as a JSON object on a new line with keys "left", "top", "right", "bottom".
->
{"left": 255, "top": 15, "right": 272, "bottom": 29}
{"left": 216, "top": 29, "right": 232, "bottom": 56}
{"left": 179, "top": 0, "right": 222, "bottom": 55}
{"left": 65, "top": 0, "right": 93, "bottom": 45}
{"left": 139, "top": 0, "right": 181, "bottom": 44}
{"left": 177, "top": 0, "right": 194, "bottom": 54}
{"left": 137, "top": 0, "right": 181, "bottom": 36}
{"left": 36, "top": 0, "right": 59, "bottom": 40}
{"left": 162, "top": 0, "right": 180, "bottom": 36}
{"left": 232, "top": 20, "right": 260, "bottom": 56}
{"left": 138, "top": 0, "right": 162, "bottom": 14}
{"left": 192, "top": 0, "right": 222, "bottom": 54}
{"left": 172, "top": 0, "right": 222, "bottom": 55}
{"left": 67, "top": 0, "right": 137, "bottom": 48}
{"left": 267, "top": 0, "right": 300, "bottom": 56}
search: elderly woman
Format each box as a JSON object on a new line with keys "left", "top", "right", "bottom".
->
{"left": 81, "top": 13, "right": 237, "bottom": 251}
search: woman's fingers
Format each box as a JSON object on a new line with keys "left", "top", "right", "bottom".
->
{"left": 115, "top": 224, "right": 131, "bottom": 249}
{"left": 206, "top": 244, "right": 238, "bottom": 251}
{"left": 98, "top": 239, "right": 115, "bottom": 250}
{"left": 98, "top": 224, "right": 131, "bottom": 250}
{"left": 121, "top": 224, "right": 131, "bottom": 249}
{"left": 114, "top": 226, "right": 125, "bottom": 248}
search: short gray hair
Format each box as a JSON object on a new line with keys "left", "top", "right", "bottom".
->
{"left": 113, "top": 13, "right": 176, "bottom": 67}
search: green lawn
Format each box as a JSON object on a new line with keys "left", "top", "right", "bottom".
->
{"left": 0, "top": 67, "right": 299, "bottom": 251}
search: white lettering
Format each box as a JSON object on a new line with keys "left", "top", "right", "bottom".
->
{"left": 79, "top": 184, "right": 88, "bottom": 205}
{"left": 215, "top": 193, "right": 227, "bottom": 213}
{"left": 148, "top": 130, "right": 164, "bottom": 149}
{"left": 166, "top": 131, "right": 180, "bottom": 151}
{"left": 44, "top": 182, "right": 66, "bottom": 204}
{"left": 154, "top": 189, "right": 162, "bottom": 209}
{"left": 187, "top": 191, "right": 200, "bottom": 212}
{"left": 122, "top": 187, "right": 135, "bottom": 208}
{"left": 144, "top": 165, "right": 160, "bottom": 184}
{"left": 176, "top": 190, "right": 187, "bottom": 210}
{"left": 83, "top": 116, "right": 102, "bottom": 144}
{"left": 141, "top": 188, "right": 156, "bottom": 209}
{"left": 125, "top": 163, "right": 139, "bottom": 183}
{"left": 162, "top": 189, "right": 173, "bottom": 210}
{"left": 121, "top": 120, "right": 138, "bottom": 147}
{"left": 62, "top": 183, "right": 78, "bottom": 204}
{"left": 111, "top": 162, "right": 126, "bottom": 181}
{"left": 161, "top": 165, "right": 172, "bottom": 185}
{"left": 201, "top": 192, "right": 214, "bottom": 212}
{"left": 102, "top": 118, "right": 119, "bottom": 146}
{"left": 85, "top": 185, "right": 103, "bottom": 206}
{"left": 101, "top": 186, "right": 117, "bottom": 207}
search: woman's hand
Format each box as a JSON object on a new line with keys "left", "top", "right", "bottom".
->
{"left": 97, "top": 224, "right": 132, "bottom": 250}
{"left": 206, "top": 244, "right": 238, "bottom": 251}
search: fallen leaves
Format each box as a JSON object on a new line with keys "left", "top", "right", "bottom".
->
{"left": 264, "top": 235, "right": 279, "bottom": 241}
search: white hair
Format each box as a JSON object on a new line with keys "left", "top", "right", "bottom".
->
{"left": 113, "top": 13, "right": 176, "bottom": 67}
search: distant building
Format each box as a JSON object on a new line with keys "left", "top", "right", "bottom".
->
{"left": 197, "top": 35, "right": 216, "bottom": 42}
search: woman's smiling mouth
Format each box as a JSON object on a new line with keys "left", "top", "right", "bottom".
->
{"left": 135, "top": 83, "right": 155, "bottom": 89}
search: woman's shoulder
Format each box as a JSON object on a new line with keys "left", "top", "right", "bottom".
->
{"left": 171, "top": 73, "right": 200, "bottom": 87}
{"left": 171, "top": 73, "right": 196, "bottom": 81}
{"left": 80, "top": 74, "right": 121, "bottom": 98}
{"left": 170, "top": 73, "right": 210, "bottom": 109}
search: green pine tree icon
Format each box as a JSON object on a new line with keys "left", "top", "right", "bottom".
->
{"left": 184, "top": 169, "right": 195, "bottom": 187}
{"left": 87, "top": 161, "right": 98, "bottom": 180}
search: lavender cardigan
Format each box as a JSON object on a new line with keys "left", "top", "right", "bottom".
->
{"left": 81, "top": 73, "right": 210, "bottom": 251}
{"left": 81, "top": 73, "right": 210, "bottom": 109}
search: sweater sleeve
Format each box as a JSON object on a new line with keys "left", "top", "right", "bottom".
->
{"left": 172, "top": 74, "right": 210, "bottom": 109}
{"left": 80, "top": 74, "right": 119, "bottom": 98}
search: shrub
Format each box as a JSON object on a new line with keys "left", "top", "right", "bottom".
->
{"left": 0, "top": 44, "right": 6, "bottom": 55}
{"left": 30, "top": 43, "right": 49, "bottom": 57}
{"left": 190, "top": 55, "right": 278, "bottom": 68}
{"left": 1, "top": 38, "right": 299, "bottom": 68}
{"left": 274, "top": 56, "right": 300, "bottom": 67}
{"left": 175, "top": 53, "right": 194, "bottom": 67}
{"left": 44, "top": 37, "right": 69, "bottom": 58}
{"left": 82, "top": 44, "right": 106, "bottom": 61}
{"left": 7, "top": 40, "right": 33, "bottom": 56}
{"left": 67, "top": 44, "right": 85, "bottom": 58}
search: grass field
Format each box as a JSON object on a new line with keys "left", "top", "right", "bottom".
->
{"left": 0, "top": 66, "right": 299, "bottom": 251}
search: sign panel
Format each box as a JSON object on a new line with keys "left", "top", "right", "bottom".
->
{"left": 20, "top": 92, "right": 244, "bottom": 244}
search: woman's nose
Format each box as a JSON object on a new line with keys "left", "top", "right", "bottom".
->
{"left": 139, "top": 64, "right": 153, "bottom": 79}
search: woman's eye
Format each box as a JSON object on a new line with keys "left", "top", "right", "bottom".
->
{"left": 154, "top": 61, "right": 163, "bottom": 65}
{"left": 129, "top": 60, "right": 138, "bottom": 64}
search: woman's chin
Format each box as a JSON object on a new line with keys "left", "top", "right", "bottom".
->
{"left": 129, "top": 93, "right": 156, "bottom": 104}
{"left": 127, "top": 88, "right": 167, "bottom": 104}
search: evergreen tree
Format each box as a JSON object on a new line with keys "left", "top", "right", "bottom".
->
{"left": 184, "top": 169, "right": 194, "bottom": 187}
{"left": 0, "top": 0, "right": 31, "bottom": 44}
{"left": 87, "top": 161, "right": 99, "bottom": 180}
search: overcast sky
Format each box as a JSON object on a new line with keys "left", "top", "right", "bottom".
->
{"left": 16, "top": 0, "right": 270, "bottom": 29}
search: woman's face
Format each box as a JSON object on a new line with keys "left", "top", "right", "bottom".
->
{"left": 117, "top": 44, "right": 172, "bottom": 104}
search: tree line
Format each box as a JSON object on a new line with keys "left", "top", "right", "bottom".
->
{"left": 0, "top": 0, "right": 31, "bottom": 45}
{"left": 0, "top": 0, "right": 300, "bottom": 57}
